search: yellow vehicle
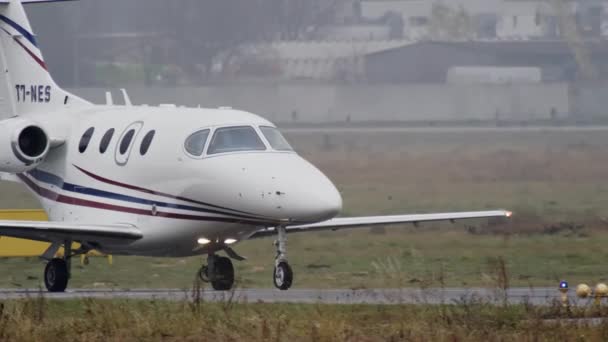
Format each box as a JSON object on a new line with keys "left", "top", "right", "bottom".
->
{"left": 0, "top": 210, "right": 112, "bottom": 265}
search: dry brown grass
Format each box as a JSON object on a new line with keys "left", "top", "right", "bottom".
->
{"left": 1, "top": 294, "right": 608, "bottom": 341}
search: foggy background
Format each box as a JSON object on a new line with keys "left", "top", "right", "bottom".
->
{"left": 3, "top": 0, "right": 608, "bottom": 293}
{"left": 26, "top": 0, "right": 608, "bottom": 124}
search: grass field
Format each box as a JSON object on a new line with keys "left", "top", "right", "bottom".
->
{"left": 1, "top": 296, "right": 608, "bottom": 341}
{"left": 1, "top": 229, "right": 608, "bottom": 289}
{"left": 1, "top": 129, "right": 608, "bottom": 289}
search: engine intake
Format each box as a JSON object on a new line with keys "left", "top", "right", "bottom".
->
{"left": 0, "top": 118, "right": 50, "bottom": 173}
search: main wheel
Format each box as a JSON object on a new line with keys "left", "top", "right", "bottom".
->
{"left": 273, "top": 261, "right": 293, "bottom": 290}
{"left": 211, "top": 257, "right": 234, "bottom": 291}
{"left": 44, "top": 258, "right": 69, "bottom": 293}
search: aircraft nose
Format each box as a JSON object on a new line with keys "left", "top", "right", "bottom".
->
{"left": 293, "top": 181, "right": 342, "bottom": 222}
{"left": 276, "top": 159, "right": 343, "bottom": 223}
{"left": 201, "top": 153, "right": 343, "bottom": 223}
{"left": 318, "top": 185, "right": 343, "bottom": 220}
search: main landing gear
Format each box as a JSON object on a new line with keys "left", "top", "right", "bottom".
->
{"left": 44, "top": 240, "right": 75, "bottom": 292}
{"left": 199, "top": 254, "right": 235, "bottom": 291}
{"left": 44, "top": 258, "right": 69, "bottom": 292}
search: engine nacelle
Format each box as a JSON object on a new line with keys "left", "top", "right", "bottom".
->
{"left": 0, "top": 118, "right": 50, "bottom": 173}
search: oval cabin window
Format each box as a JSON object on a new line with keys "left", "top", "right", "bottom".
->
{"left": 140, "top": 130, "right": 155, "bottom": 156}
{"left": 99, "top": 128, "right": 115, "bottom": 154}
{"left": 120, "top": 129, "right": 135, "bottom": 155}
{"left": 79, "top": 127, "right": 95, "bottom": 153}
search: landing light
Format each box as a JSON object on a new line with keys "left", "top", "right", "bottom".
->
{"left": 506, "top": 211, "right": 513, "bottom": 218}
{"left": 197, "top": 238, "right": 211, "bottom": 245}
{"left": 224, "top": 238, "right": 237, "bottom": 245}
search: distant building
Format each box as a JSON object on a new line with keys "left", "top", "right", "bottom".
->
{"left": 318, "top": 25, "right": 393, "bottom": 41}
{"left": 361, "top": 0, "right": 504, "bottom": 40}
{"left": 28, "top": 0, "right": 608, "bottom": 86}
{"left": 364, "top": 40, "right": 608, "bottom": 83}
{"left": 495, "top": 1, "right": 558, "bottom": 39}
{"left": 239, "top": 40, "right": 412, "bottom": 81}
{"left": 361, "top": 0, "right": 434, "bottom": 40}
{"left": 357, "top": 0, "right": 606, "bottom": 41}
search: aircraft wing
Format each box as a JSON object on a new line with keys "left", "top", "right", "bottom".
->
{"left": 250, "top": 210, "right": 511, "bottom": 238}
{"left": 0, "top": 220, "right": 142, "bottom": 243}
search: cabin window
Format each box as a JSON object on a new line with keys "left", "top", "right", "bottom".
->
{"left": 184, "top": 129, "right": 210, "bottom": 157}
{"left": 120, "top": 129, "right": 135, "bottom": 155}
{"left": 140, "top": 130, "right": 156, "bottom": 156}
{"left": 207, "top": 126, "right": 266, "bottom": 155}
{"left": 260, "top": 126, "right": 293, "bottom": 151}
{"left": 99, "top": 128, "right": 115, "bottom": 154}
{"left": 79, "top": 127, "right": 95, "bottom": 153}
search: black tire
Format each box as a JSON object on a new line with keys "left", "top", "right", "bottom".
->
{"left": 211, "top": 257, "right": 234, "bottom": 291}
{"left": 44, "top": 258, "right": 68, "bottom": 293}
{"left": 273, "top": 261, "right": 293, "bottom": 290}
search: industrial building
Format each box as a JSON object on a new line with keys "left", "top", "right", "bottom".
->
{"left": 364, "top": 40, "right": 608, "bottom": 83}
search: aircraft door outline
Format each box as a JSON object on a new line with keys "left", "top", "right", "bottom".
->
{"left": 115, "top": 121, "right": 143, "bottom": 166}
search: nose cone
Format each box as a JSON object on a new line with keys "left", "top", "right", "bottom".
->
{"left": 288, "top": 175, "right": 343, "bottom": 223}
{"left": 275, "top": 157, "right": 343, "bottom": 223}
{"left": 188, "top": 153, "right": 342, "bottom": 224}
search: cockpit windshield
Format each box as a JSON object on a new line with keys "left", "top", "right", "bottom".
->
{"left": 207, "top": 126, "right": 266, "bottom": 155}
{"left": 260, "top": 126, "right": 293, "bottom": 151}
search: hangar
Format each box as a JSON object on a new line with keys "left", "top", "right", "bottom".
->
{"left": 365, "top": 40, "right": 608, "bottom": 83}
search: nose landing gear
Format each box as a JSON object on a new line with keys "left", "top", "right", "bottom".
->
{"left": 274, "top": 261, "right": 293, "bottom": 290}
{"left": 273, "top": 226, "right": 293, "bottom": 290}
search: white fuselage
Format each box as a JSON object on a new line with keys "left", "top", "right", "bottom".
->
{"left": 19, "top": 105, "right": 343, "bottom": 257}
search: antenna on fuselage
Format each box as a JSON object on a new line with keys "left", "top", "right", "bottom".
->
{"left": 120, "top": 88, "right": 132, "bottom": 106}
{"left": 105, "top": 92, "right": 113, "bottom": 105}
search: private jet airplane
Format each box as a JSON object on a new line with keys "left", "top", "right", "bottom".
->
{"left": 0, "top": 0, "right": 511, "bottom": 292}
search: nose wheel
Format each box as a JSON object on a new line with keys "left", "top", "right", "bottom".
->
{"left": 273, "top": 226, "right": 293, "bottom": 290}
{"left": 273, "top": 261, "right": 293, "bottom": 290}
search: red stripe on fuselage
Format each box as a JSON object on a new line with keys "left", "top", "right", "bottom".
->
{"left": 13, "top": 37, "right": 47, "bottom": 70}
{"left": 18, "top": 174, "right": 264, "bottom": 225}
{"left": 73, "top": 164, "right": 261, "bottom": 217}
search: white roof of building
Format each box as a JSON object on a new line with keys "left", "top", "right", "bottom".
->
{"left": 242, "top": 40, "right": 414, "bottom": 61}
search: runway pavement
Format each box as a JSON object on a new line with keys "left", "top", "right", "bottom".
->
{"left": 0, "top": 287, "right": 596, "bottom": 305}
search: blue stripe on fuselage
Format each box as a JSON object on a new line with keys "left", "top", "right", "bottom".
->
{"left": 26, "top": 169, "right": 265, "bottom": 221}
{"left": 28, "top": 168, "right": 63, "bottom": 187}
